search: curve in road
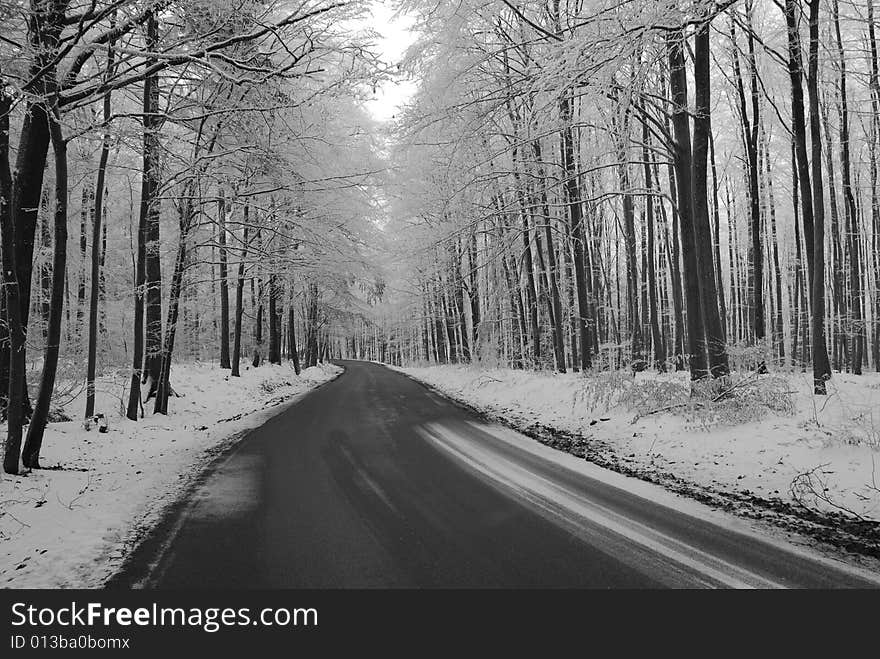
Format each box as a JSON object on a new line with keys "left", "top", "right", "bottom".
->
{"left": 109, "top": 360, "right": 880, "bottom": 589}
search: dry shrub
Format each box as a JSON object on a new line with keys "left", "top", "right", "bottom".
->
{"left": 473, "top": 331, "right": 503, "bottom": 370}
{"left": 825, "top": 411, "right": 880, "bottom": 449}
{"left": 621, "top": 378, "right": 690, "bottom": 415}
{"left": 574, "top": 370, "right": 635, "bottom": 413}
{"left": 621, "top": 372, "right": 795, "bottom": 429}
{"left": 726, "top": 340, "right": 772, "bottom": 373}
{"left": 684, "top": 374, "right": 796, "bottom": 429}
{"left": 49, "top": 359, "right": 89, "bottom": 408}
{"left": 259, "top": 377, "right": 293, "bottom": 394}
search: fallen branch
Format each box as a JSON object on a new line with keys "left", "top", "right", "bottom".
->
{"left": 790, "top": 464, "right": 867, "bottom": 522}
{"left": 57, "top": 475, "right": 93, "bottom": 511}
{"left": 634, "top": 370, "right": 792, "bottom": 422}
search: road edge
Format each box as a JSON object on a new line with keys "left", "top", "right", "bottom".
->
{"left": 391, "top": 365, "right": 880, "bottom": 569}
{"left": 103, "top": 364, "right": 346, "bottom": 589}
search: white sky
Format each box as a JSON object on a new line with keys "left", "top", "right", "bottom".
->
{"left": 363, "top": 2, "right": 418, "bottom": 122}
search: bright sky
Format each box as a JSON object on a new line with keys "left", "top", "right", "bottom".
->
{"left": 363, "top": 2, "right": 418, "bottom": 122}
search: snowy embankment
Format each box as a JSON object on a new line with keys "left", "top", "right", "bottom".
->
{"left": 398, "top": 364, "right": 880, "bottom": 555}
{"left": 0, "top": 361, "right": 341, "bottom": 588}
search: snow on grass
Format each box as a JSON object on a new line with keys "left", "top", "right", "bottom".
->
{"left": 0, "top": 361, "right": 341, "bottom": 588}
{"left": 397, "top": 364, "right": 880, "bottom": 524}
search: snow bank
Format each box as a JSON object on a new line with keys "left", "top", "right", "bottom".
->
{"left": 0, "top": 361, "right": 342, "bottom": 588}
{"left": 398, "top": 365, "right": 880, "bottom": 525}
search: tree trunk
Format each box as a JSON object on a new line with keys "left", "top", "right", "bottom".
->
{"left": 268, "top": 274, "right": 281, "bottom": 364}
{"left": 692, "top": 18, "right": 729, "bottom": 379}
{"left": 218, "top": 189, "right": 231, "bottom": 369}
{"left": 868, "top": 0, "right": 880, "bottom": 370}
{"left": 784, "top": 0, "right": 824, "bottom": 384}
{"left": 822, "top": 100, "right": 847, "bottom": 371}
{"left": 143, "top": 13, "right": 163, "bottom": 402}
{"left": 77, "top": 184, "right": 88, "bottom": 348}
{"left": 559, "top": 92, "right": 591, "bottom": 370}
{"left": 616, "top": 113, "right": 643, "bottom": 371}
{"left": 660, "top": 89, "right": 687, "bottom": 369}
{"left": 22, "top": 107, "right": 67, "bottom": 468}
{"left": 453, "top": 241, "right": 470, "bottom": 362}
{"left": 127, "top": 11, "right": 159, "bottom": 419}
{"left": 806, "top": 0, "right": 832, "bottom": 392}
{"left": 0, "top": 74, "right": 28, "bottom": 474}
{"left": 668, "top": 29, "right": 709, "bottom": 380}
{"left": 253, "top": 299, "right": 263, "bottom": 368}
{"left": 708, "top": 129, "right": 728, "bottom": 341}
{"left": 834, "top": 0, "right": 863, "bottom": 374}
{"left": 305, "top": 282, "right": 320, "bottom": 368}
{"left": 251, "top": 228, "right": 263, "bottom": 368}
{"left": 2, "top": 98, "right": 50, "bottom": 423}
{"left": 38, "top": 192, "right": 51, "bottom": 340}
{"left": 533, "top": 138, "right": 566, "bottom": 372}
{"left": 467, "top": 230, "right": 481, "bottom": 358}
{"left": 762, "top": 124, "right": 785, "bottom": 363}
{"left": 288, "top": 287, "right": 301, "bottom": 375}
{"left": 85, "top": 34, "right": 115, "bottom": 419}
{"left": 791, "top": 139, "right": 804, "bottom": 366}
{"left": 512, "top": 165, "right": 539, "bottom": 363}
{"left": 154, "top": 198, "right": 193, "bottom": 414}
{"left": 732, "top": 11, "right": 765, "bottom": 362}
{"left": 642, "top": 117, "right": 666, "bottom": 370}
{"left": 231, "top": 221, "right": 249, "bottom": 377}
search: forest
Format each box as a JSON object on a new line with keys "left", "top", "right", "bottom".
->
{"left": 0, "top": 0, "right": 385, "bottom": 475}
{"left": 2, "top": 0, "right": 880, "bottom": 478}
{"left": 375, "top": 0, "right": 880, "bottom": 398}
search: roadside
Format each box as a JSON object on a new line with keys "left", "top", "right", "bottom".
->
{"left": 0, "top": 361, "right": 342, "bottom": 588}
{"left": 396, "top": 364, "right": 880, "bottom": 562}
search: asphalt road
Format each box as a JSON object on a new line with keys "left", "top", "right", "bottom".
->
{"left": 110, "top": 360, "right": 880, "bottom": 589}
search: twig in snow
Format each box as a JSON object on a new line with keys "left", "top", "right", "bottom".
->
{"left": 868, "top": 454, "right": 880, "bottom": 496}
{"left": 56, "top": 475, "right": 93, "bottom": 511}
{"left": 790, "top": 463, "right": 867, "bottom": 522}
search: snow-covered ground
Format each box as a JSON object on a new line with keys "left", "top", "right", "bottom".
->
{"left": 0, "top": 361, "right": 341, "bottom": 588}
{"left": 397, "top": 365, "right": 880, "bottom": 533}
